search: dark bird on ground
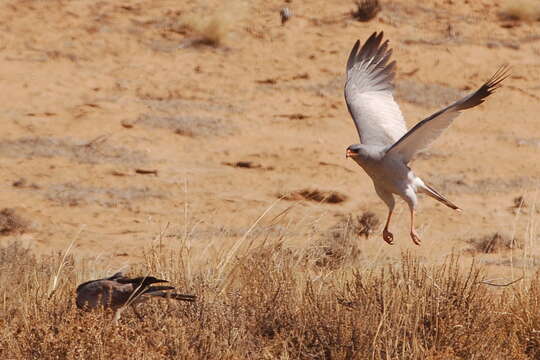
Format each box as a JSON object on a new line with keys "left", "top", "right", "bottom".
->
{"left": 76, "top": 272, "right": 196, "bottom": 318}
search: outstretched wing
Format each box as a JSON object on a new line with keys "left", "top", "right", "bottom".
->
{"left": 75, "top": 272, "right": 125, "bottom": 293}
{"left": 385, "top": 66, "right": 509, "bottom": 164}
{"left": 345, "top": 32, "right": 408, "bottom": 147}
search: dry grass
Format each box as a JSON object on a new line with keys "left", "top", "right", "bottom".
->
{"left": 180, "top": 0, "right": 248, "bottom": 47}
{"left": 306, "top": 212, "right": 380, "bottom": 269}
{"left": 307, "top": 218, "right": 363, "bottom": 269}
{"left": 352, "top": 0, "right": 381, "bottom": 22}
{"left": 499, "top": 0, "right": 540, "bottom": 21}
{"left": 280, "top": 189, "right": 348, "bottom": 204}
{"left": 0, "top": 208, "right": 29, "bottom": 235}
{"left": 2, "top": 229, "right": 540, "bottom": 359}
{"left": 466, "top": 232, "right": 520, "bottom": 254}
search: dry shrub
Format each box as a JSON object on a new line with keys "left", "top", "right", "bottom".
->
{"left": 509, "top": 195, "right": 536, "bottom": 215}
{"left": 2, "top": 239, "right": 540, "bottom": 358}
{"left": 352, "top": 0, "right": 381, "bottom": 22}
{"left": 280, "top": 189, "right": 348, "bottom": 204}
{"left": 0, "top": 208, "right": 29, "bottom": 235}
{"left": 466, "top": 232, "right": 519, "bottom": 254}
{"left": 307, "top": 213, "right": 378, "bottom": 268}
{"left": 513, "top": 195, "right": 527, "bottom": 209}
{"left": 309, "top": 228, "right": 360, "bottom": 269}
{"left": 356, "top": 211, "right": 379, "bottom": 238}
{"left": 180, "top": 0, "right": 248, "bottom": 46}
{"left": 499, "top": 0, "right": 540, "bottom": 21}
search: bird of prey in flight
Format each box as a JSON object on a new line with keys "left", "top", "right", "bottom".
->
{"left": 344, "top": 32, "right": 508, "bottom": 245}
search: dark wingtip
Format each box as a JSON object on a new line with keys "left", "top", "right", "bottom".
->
{"left": 456, "top": 65, "right": 509, "bottom": 110}
{"left": 123, "top": 276, "right": 170, "bottom": 286}
{"left": 347, "top": 40, "right": 361, "bottom": 71}
{"left": 150, "top": 277, "right": 169, "bottom": 284}
{"left": 345, "top": 31, "right": 395, "bottom": 92}
{"left": 170, "top": 293, "right": 197, "bottom": 302}
{"left": 485, "top": 64, "right": 510, "bottom": 93}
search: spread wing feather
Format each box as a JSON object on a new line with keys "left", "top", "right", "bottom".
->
{"left": 345, "top": 32, "right": 408, "bottom": 147}
{"left": 385, "top": 66, "right": 509, "bottom": 163}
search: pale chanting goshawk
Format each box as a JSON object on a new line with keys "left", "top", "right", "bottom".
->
{"left": 344, "top": 32, "right": 508, "bottom": 245}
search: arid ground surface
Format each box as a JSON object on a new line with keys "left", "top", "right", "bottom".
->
{"left": 2, "top": 1, "right": 540, "bottom": 358}
{"left": 0, "top": 0, "right": 539, "bottom": 273}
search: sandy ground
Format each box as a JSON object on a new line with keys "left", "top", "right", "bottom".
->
{"left": 0, "top": 0, "right": 539, "bottom": 274}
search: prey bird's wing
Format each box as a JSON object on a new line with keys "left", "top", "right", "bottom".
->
{"left": 345, "top": 32, "right": 408, "bottom": 147}
{"left": 385, "top": 66, "right": 509, "bottom": 164}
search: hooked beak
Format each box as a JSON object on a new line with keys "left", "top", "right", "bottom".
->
{"left": 346, "top": 149, "right": 354, "bottom": 158}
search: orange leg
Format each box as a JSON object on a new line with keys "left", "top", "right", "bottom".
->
{"left": 383, "top": 209, "right": 394, "bottom": 245}
{"left": 410, "top": 209, "right": 421, "bottom": 245}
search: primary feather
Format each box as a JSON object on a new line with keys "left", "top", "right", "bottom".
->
{"left": 386, "top": 66, "right": 509, "bottom": 163}
{"left": 345, "top": 31, "right": 407, "bottom": 147}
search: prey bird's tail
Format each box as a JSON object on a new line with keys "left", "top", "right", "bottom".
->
{"left": 145, "top": 287, "right": 197, "bottom": 302}
{"left": 419, "top": 182, "right": 461, "bottom": 211}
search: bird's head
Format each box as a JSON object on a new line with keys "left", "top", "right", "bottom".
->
{"left": 346, "top": 144, "right": 364, "bottom": 159}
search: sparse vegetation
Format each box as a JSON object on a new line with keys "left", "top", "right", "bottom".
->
{"left": 136, "top": 114, "right": 233, "bottom": 137}
{"left": 223, "top": 160, "right": 274, "bottom": 170}
{"left": 280, "top": 189, "right": 348, "bottom": 204}
{"left": 499, "top": 0, "right": 540, "bottom": 21}
{"left": 179, "top": 0, "right": 248, "bottom": 46}
{"left": 0, "top": 208, "right": 29, "bottom": 235}
{"left": 308, "top": 218, "right": 362, "bottom": 269}
{"left": 0, "top": 137, "right": 147, "bottom": 165}
{"left": 356, "top": 211, "right": 380, "bottom": 238}
{"left": 2, "top": 239, "right": 540, "bottom": 358}
{"left": 306, "top": 212, "right": 379, "bottom": 268}
{"left": 352, "top": 0, "right": 381, "bottom": 22}
{"left": 514, "top": 195, "right": 528, "bottom": 209}
{"left": 45, "top": 183, "right": 166, "bottom": 207}
{"left": 0, "top": 0, "right": 538, "bottom": 358}
{"left": 466, "top": 232, "right": 520, "bottom": 254}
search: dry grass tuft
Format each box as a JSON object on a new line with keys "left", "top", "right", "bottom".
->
{"left": 330, "top": 212, "right": 380, "bottom": 239}
{"left": 306, "top": 212, "right": 379, "bottom": 268}
{"left": 352, "top": 0, "right": 381, "bottom": 22}
{"left": 466, "top": 232, "right": 519, "bottom": 254}
{"left": 356, "top": 211, "right": 380, "bottom": 238}
{"left": 308, "top": 219, "right": 362, "bottom": 269}
{"left": 180, "top": 0, "right": 248, "bottom": 47}
{"left": 513, "top": 195, "right": 528, "bottom": 209}
{"left": 0, "top": 208, "right": 29, "bottom": 235}
{"left": 280, "top": 189, "right": 348, "bottom": 204}
{"left": 499, "top": 0, "right": 540, "bottom": 21}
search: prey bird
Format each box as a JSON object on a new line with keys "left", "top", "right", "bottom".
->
{"left": 76, "top": 272, "right": 196, "bottom": 318}
{"left": 344, "top": 32, "right": 508, "bottom": 245}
